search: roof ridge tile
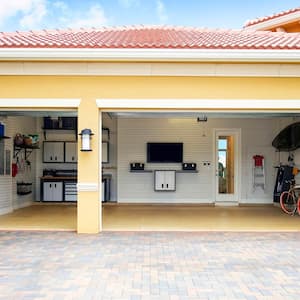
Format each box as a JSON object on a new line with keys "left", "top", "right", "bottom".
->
{"left": 244, "top": 6, "right": 300, "bottom": 27}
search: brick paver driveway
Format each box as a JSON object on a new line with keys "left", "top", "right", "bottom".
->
{"left": 0, "top": 231, "right": 300, "bottom": 300}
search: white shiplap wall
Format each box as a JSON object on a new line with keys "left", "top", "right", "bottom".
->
{"left": 0, "top": 117, "right": 12, "bottom": 214}
{"left": 102, "top": 113, "right": 118, "bottom": 201}
{"left": 0, "top": 116, "right": 38, "bottom": 214}
{"left": 117, "top": 118, "right": 277, "bottom": 203}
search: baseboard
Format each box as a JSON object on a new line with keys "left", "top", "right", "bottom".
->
{"left": 0, "top": 206, "right": 13, "bottom": 215}
{"left": 239, "top": 203, "right": 274, "bottom": 207}
{"left": 111, "top": 202, "right": 215, "bottom": 206}
{"left": 117, "top": 199, "right": 215, "bottom": 204}
{"left": 12, "top": 200, "right": 33, "bottom": 210}
{"left": 215, "top": 201, "right": 239, "bottom": 206}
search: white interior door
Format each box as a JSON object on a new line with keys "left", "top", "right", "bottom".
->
{"left": 214, "top": 129, "right": 241, "bottom": 204}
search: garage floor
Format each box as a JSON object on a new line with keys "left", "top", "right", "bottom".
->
{"left": 103, "top": 204, "right": 300, "bottom": 231}
{"left": 0, "top": 203, "right": 299, "bottom": 231}
{"left": 0, "top": 204, "right": 77, "bottom": 231}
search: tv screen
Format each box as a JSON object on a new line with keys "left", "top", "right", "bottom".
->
{"left": 147, "top": 143, "right": 183, "bottom": 163}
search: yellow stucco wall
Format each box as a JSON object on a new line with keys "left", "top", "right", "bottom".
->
{"left": 0, "top": 76, "right": 300, "bottom": 99}
{"left": 1, "top": 75, "right": 300, "bottom": 233}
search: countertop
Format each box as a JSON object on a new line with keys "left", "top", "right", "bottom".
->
{"left": 41, "top": 176, "right": 77, "bottom": 180}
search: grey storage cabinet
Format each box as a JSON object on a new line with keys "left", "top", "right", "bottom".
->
{"left": 154, "top": 170, "right": 176, "bottom": 191}
{"left": 65, "top": 142, "right": 77, "bottom": 163}
{"left": 43, "top": 181, "right": 63, "bottom": 201}
{"left": 43, "top": 141, "right": 64, "bottom": 163}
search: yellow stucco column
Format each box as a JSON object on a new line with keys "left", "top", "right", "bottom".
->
{"left": 77, "top": 98, "right": 101, "bottom": 233}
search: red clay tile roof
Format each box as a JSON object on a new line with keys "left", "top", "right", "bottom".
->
{"left": 244, "top": 7, "right": 300, "bottom": 27}
{"left": 0, "top": 25, "right": 300, "bottom": 50}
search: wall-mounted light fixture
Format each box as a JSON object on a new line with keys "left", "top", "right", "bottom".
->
{"left": 79, "top": 128, "right": 94, "bottom": 151}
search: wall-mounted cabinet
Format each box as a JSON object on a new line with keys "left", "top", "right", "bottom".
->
{"left": 43, "top": 141, "right": 77, "bottom": 163}
{"left": 154, "top": 170, "right": 176, "bottom": 191}
{"left": 65, "top": 142, "right": 77, "bottom": 163}
{"left": 43, "top": 141, "right": 64, "bottom": 163}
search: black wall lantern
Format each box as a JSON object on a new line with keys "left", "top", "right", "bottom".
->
{"left": 79, "top": 128, "right": 94, "bottom": 151}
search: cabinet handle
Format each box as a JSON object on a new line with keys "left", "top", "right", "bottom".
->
{"left": 55, "top": 184, "right": 56, "bottom": 188}
{"left": 50, "top": 184, "right": 52, "bottom": 188}
{"left": 167, "top": 184, "right": 169, "bottom": 188}
{"left": 162, "top": 184, "right": 164, "bottom": 188}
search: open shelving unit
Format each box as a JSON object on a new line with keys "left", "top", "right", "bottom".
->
{"left": 0, "top": 136, "right": 10, "bottom": 140}
{"left": 14, "top": 144, "right": 40, "bottom": 160}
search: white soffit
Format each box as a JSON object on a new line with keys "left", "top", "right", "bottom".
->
{"left": 1, "top": 62, "right": 300, "bottom": 77}
{"left": 0, "top": 48, "right": 300, "bottom": 63}
{"left": 97, "top": 98, "right": 300, "bottom": 111}
{"left": 0, "top": 98, "right": 81, "bottom": 108}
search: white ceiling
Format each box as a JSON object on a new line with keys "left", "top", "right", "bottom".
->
{"left": 0, "top": 110, "right": 77, "bottom": 117}
{"left": 109, "top": 112, "right": 300, "bottom": 119}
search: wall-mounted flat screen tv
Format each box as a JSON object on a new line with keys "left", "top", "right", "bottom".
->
{"left": 147, "top": 142, "right": 183, "bottom": 163}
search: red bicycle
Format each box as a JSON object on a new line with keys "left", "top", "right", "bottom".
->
{"left": 280, "top": 180, "right": 300, "bottom": 215}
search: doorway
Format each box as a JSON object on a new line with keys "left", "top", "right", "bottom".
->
{"left": 214, "top": 129, "right": 241, "bottom": 204}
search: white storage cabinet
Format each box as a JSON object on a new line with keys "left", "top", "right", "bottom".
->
{"left": 65, "top": 142, "right": 77, "bottom": 163}
{"left": 154, "top": 170, "right": 176, "bottom": 191}
{"left": 43, "top": 181, "right": 63, "bottom": 201}
{"left": 43, "top": 141, "right": 64, "bottom": 163}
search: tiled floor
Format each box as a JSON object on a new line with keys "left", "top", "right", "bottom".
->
{"left": 0, "top": 231, "right": 300, "bottom": 299}
{"left": 0, "top": 204, "right": 300, "bottom": 232}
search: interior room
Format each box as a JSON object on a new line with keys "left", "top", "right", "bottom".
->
{"left": 101, "top": 111, "right": 300, "bottom": 231}
{"left": 0, "top": 111, "right": 78, "bottom": 230}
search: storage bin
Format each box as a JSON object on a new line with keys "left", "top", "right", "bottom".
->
{"left": 17, "top": 182, "right": 32, "bottom": 195}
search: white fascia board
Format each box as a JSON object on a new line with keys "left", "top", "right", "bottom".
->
{"left": 244, "top": 11, "right": 300, "bottom": 31}
{"left": 0, "top": 98, "right": 81, "bottom": 108}
{"left": 97, "top": 98, "right": 300, "bottom": 111}
{"left": 0, "top": 48, "right": 300, "bottom": 63}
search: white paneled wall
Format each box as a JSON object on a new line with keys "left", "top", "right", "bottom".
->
{"left": 102, "top": 113, "right": 118, "bottom": 201}
{"left": 0, "top": 116, "right": 37, "bottom": 214}
{"left": 118, "top": 118, "right": 277, "bottom": 203}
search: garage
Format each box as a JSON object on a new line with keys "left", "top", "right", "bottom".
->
{"left": 0, "top": 25, "right": 300, "bottom": 233}
{"left": 100, "top": 105, "right": 300, "bottom": 231}
{"left": 0, "top": 109, "right": 78, "bottom": 231}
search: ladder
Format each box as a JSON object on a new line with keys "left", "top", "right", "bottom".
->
{"left": 253, "top": 155, "right": 265, "bottom": 191}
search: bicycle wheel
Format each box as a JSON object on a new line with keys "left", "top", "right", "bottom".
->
{"left": 280, "top": 191, "right": 297, "bottom": 215}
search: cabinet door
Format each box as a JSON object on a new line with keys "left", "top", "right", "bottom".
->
{"left": 43, "top": 142, "right": 64, "bottom": 162}
{"left": 155, "top": 171, "right": 165, "bottom": 191}
{"left": 43, "top": 142, "right": 55, "bottom": 162}
{"left": 52, "top": 182, "right": 63, "bottom": 201}
{"left": 65, "top": 142, "right": 77, "bottom": 163}
{"left": 43, "top": 182, "right": 53, "bottom": 201}
{"left": 164, "top": 171, "right": 176, "bottom": 191}
{"left": 53, "top": 142, "right": 64, "bottom": 162}
{"left": 102, "top": 142, "right": 109, "bottom": 163}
